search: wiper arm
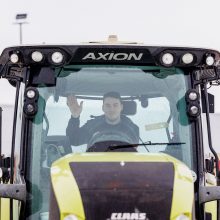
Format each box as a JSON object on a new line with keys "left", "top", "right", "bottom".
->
{"left": 106, "top": 141, "right": 185, "bottom": 151}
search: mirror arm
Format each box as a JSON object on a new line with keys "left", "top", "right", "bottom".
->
{"left": 200, "top": 186, "right": 220, "bottom": 203}
{"left": 0, "top": 184, "right": 26, "bottom": 202}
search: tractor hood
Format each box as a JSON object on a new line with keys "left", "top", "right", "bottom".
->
{"left": 49, "top": 153, "right": 194, "bottom": 220}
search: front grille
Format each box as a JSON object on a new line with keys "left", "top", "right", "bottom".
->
{"left": 70, "top": 162, "right": 174, "bottom": 220}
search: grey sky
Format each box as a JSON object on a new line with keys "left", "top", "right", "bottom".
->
{"left": 0, "top": 0, "right": 220, "bottom": 108}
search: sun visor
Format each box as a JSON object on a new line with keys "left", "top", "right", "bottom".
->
{"left": 55, "top": 68, "right": 173, "bottom": 97}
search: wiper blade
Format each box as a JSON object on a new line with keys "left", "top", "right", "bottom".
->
{"left": 142, "top": 141, "right": 186, "bottom": 146}
{"left": 106, "top": 141, "right": 185, "bottom": 151}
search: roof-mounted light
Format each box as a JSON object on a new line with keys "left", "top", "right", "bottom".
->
{"left": 51, "top": 51, "right": 64, "bottom": 64}
{"left": 161, "top": 53, "right": 174, "bottom": 66}
{"left": 182, "top": 53, "right": 194, "bottom": 64}
{"left": 206, "top": 54, "right": 215, "bottom": 66}
{"left": 31, "top": 51, "right": 43, "bottom": 62}
{"left": 10, "top": 53, "right": 19, "bottom": 63}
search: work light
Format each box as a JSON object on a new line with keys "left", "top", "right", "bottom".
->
{"left": 206, "top": 55, "right": 215, "bottom": 66}
{"left": 26, "top": 89, "right": 36, "bottom": 99}
{"left": 185, "top": 89, "right": 199, "bottom": 102}
{"left": 26, "top": 104, "right": 35, "bottom": 114}
{"left": 182, "top": 53, "right": 194, "bottom": 64}
{"left": 188, "top": 91, "right": 198, "bottom": 101}
{"left": 10, "top": 53, "right": 19, "bottom": 63}
{"left": 51, "top": 51, "right": 64, "bottom": 64}
{"left": 161, "top": 53, "right": 174, "bottom": 66}
{"left": 25, "top": 87, "right": 38, "bottom": 99}
{"left": 187, "top": 104, "right": 201, "bottom": 117}
{"left": 31, "top": 51, "right": 43, "bottom": 62}
{"left": 190, "top": 105, "right": 199, "bottom": 115}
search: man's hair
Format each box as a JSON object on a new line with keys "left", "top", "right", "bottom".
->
{"left": 103, "top": 91, "right": 122, "bottom": 103}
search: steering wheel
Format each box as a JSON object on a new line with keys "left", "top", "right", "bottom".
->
{"left": 87, "top": 131, "right": 136, "bottom": 152}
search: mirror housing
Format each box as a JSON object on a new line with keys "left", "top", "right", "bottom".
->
{"left": 201, "top": 93, "right": 215, "bottom": 113}
{"left": 205, "top": 157, "right": 215, "bottom": 174}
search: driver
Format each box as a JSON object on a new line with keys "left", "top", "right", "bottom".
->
{"left": 66, "top": 92, "right": 139, "bottom": 149}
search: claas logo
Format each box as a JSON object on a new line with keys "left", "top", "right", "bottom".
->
{"left": 109, "top": 213, "right": 149, "bottom": 220}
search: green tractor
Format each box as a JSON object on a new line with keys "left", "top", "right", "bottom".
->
{"left": 0, "top": 37, "right": 220, "bottom": 220}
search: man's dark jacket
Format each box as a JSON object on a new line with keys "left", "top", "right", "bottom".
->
{"left": 66, "top": 115, "right": 139, "bottom": 146}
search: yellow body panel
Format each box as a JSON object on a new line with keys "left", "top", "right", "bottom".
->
{"left": 205, "top": 172, "right": 217, "bottom": 220}
{"left": 162, "top": 154, "right": 194, "bottom": 219}
{"left": 51, "top": 153, "right": 194, "bottom": 220}
{"left": 205, "top": 201, "right": 217, "bottom": 220}
{"left": 0, "top": 198, "right": 10, "bottom": 220}
{"left": 13, "top": 200, "right": 20, "bottom": 220}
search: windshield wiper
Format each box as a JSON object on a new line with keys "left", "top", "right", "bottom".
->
{"left": 106, "top": 141, "right": 186, "bottom": 151}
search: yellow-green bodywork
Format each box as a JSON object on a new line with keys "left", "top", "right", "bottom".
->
{"left": 51, "top": 153, "right": 194, "bottom": 220}
{"left": 205, "top": 173, "right": 218, "bottom": 220}
{"left": 0, "top": 198, "right": 10, "bottom": 220}
{"left": 0, "top": 153, "right": 217, "bottom": 219}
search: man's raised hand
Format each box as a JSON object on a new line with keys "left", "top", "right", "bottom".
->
{"left": 67, "top": 95, "right": 83, "bottom": 118}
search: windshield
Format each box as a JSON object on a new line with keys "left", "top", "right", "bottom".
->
{"left": 26, "top": 65, "right": 192, "bottom": 219}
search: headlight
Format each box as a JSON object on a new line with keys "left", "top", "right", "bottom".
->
{"left": 176, "top": 214, "right": 190, "bottom": 220}
{"left": 64, "top": 215, "right": 79, "bottom": 220}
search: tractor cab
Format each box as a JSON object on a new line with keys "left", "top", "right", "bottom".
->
{"left": 0, "top": 41, "right": 220, "bottom": 220}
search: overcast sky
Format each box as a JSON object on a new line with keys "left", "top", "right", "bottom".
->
{"left": 1, "top": 0, "right": 220, "bottom": 50}
{"left": 1, "top": 0, "right": 220, "bottom": 108}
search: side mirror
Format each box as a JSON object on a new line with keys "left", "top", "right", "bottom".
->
{"left": 0, "top": 156, "right": 11, "bottom": 168}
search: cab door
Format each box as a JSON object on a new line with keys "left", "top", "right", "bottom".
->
{"left": 0, "top": 82, "right": 25, "bottom": 220}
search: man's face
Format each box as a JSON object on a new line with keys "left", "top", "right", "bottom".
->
{"left": 102, "top": 97, "right": 123, "bottom": 122}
